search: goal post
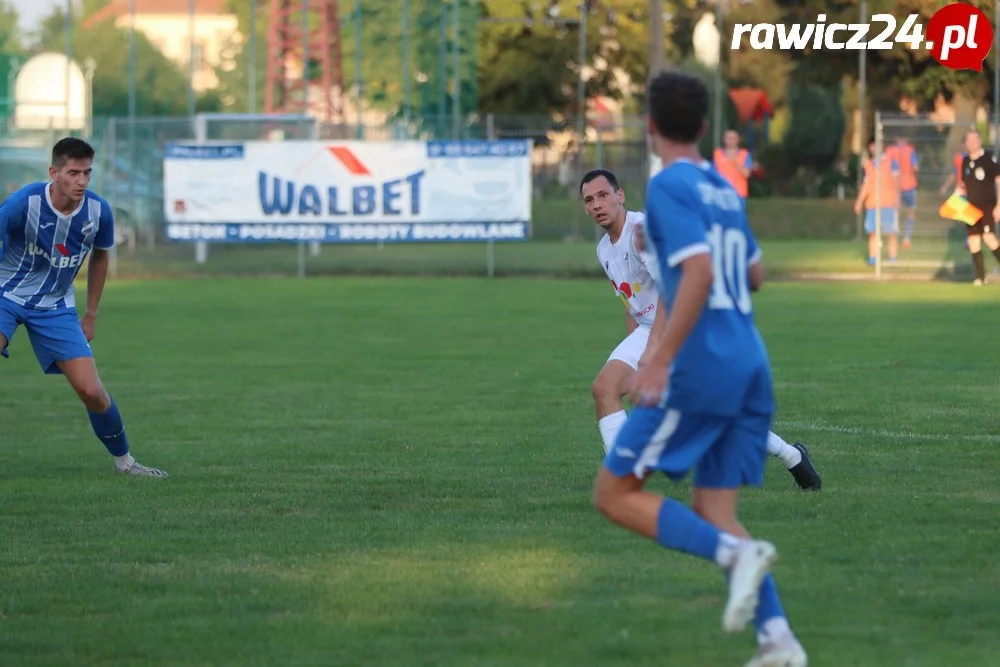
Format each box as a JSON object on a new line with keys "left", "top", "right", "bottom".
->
{"left": 873, "top": 112, "right": 982, "bottom": 282}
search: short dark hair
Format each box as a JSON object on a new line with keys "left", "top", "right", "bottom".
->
{"left": 52, "top": 137, "right": 95, "bottom": 168}
{"left": 646, "top": 70, "right": 709, "bottom": 143}
{"left": 580, "top": 169, "right": 620, "bottom": 194}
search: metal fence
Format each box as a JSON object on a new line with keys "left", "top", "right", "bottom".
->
{"left": 872, "top": 112, "right": 992, "bottom": 282}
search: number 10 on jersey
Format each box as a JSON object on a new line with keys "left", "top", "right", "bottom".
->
{"left": 706, "top": 224, "right": 752, "bottom": 315}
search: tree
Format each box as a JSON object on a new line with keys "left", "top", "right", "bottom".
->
{"left": 769, "top": 0, "right": 996, "bottom": 151}
{"left": 33, "top": 5, "right": 220, "bottom": 117}
{"left": 478, "top": 0, "right": 686, "bottom": 116}
{"left": 783, "top": 71, "right": 847, "bottom": 194}
{"left": 214, "top": 0, "right": 268, "bottom": 113}
{"left": 0, "top": 1, "right": 23, "bottom": 120}
{"left": 216, "top": 0, "right": 673, "bottom": 122}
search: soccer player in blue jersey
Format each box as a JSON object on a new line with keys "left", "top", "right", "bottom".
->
{"left": 0, "top": 138, "right": 167, "bottom": 478}
{"left": 591, "top": 72, "right": 806, "bottom": 667}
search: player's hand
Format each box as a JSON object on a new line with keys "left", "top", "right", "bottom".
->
{"left": 627, "top": 359, "right": 668, "bottom": 407}
{"left": 81, "top": 314, "right": 96, "bottom": 342}
{"left": 853, "top": 201, "right": 862, "bottom": 216}
{"left": 992, "top": 205, "right": 1000, "bottom": 222}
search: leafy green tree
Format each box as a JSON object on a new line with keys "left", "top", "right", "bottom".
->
{"left": 783, "top": 73, "right": 846, "bottom": 194}
{"left": 33, "top": 4, "right": 220, "bottom": 116}
{"left": 0, "top": 1, "right": 23, "bottom": 119}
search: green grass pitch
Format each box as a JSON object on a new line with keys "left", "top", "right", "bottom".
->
{"left": 1, "top": 275, "right": 999, "bottom": 666}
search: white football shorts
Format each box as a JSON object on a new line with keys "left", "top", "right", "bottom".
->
{"left": 606, "top": 326, "right": 651, "bottom": 370}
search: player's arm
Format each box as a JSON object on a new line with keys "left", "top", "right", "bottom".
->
{"left": 941, "top": 172, "right": 956, "bottom": 195}
{"left": 0, "top": 191, "right": 26, "bottom": 259}
{"left": 749, "top": 238, "right": 765, "bottom": 292}
{"left": 85, "top": 205, "right": 116, "bottom": 323}
{"left": 625, "top": 311, "right": 638, "bottom": 334}
{"left": 645, "top": 255, "right": 711, "bottom": 371}
{"left": 854, "top": 174, "right": 869, "bottom": 214}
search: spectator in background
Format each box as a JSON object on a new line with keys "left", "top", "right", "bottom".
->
{"left": 854, "top": 137, "right": 900, "bottom": 266}
{"left": 889, "top": 137, "right": 919, "bottom": 249}
{"left": 955, "top": 129, "right": 1000, "bottom": 285}
{"left": 713, "top": 129, "right": 751, "bottom": 199}
{"left": 940, "top": 150, "right": 967, "bottom": 196}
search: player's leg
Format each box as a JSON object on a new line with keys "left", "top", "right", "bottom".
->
{"left": 766, "top": 431, "right": 821, "bottom": 490}
{"left": 981, "top": 228, "right": 1000, "bottom": 271}
{"left": 23, "top": 309, "right": 167, "bottom": 477}
{"left": 0, "top": 297, "right": 22, "bottom": 360}
{"left": 593, "top": 328, "right": 648, "bottom": 453}
{"left": 884, "top": 209, "right": 899, "bottom": 261}
{"left": 865, "top": 209, "right": 877, "bottom": 265}
{"left": 902, "top": 190, "right": 917, "bottom": 248}
{"left": 692, "top": 414, "right": 806, "bottom": 666}
{"left": 968, "top": 230, "right": 986, "bottom": 284}
{"left": 592, "top": 407, "right": 777, "bottom": 626}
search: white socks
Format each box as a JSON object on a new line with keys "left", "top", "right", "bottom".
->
{"left": 714, "top": 532, "right": 746, "bottom": 568}
{"left": 757, "top": 616, "right": 794, "bottom": 646}
{"left": 598, "top": 410, "right": 628, "bottom": 454}
{"left": 766, "top": 431, "right": 801, "bottom": 469}
{"left": 114, "top": 453, "right": 135, "bottom": 471}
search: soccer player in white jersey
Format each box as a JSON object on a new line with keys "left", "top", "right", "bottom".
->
{"left": 582, "top": 168, "right": 821, "bottom": 491}
{"left": 0, "top": 138, "right": 167, "bottom": 478}
{"left": 592, "top": 70, "right": 807, "bottom": 667}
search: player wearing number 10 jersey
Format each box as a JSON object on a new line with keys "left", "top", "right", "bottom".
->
{"left": 582, "top": 168, "right": 820, "bottom": 491}
{"left": 591, "top": 70, "right": 806, "bottom": 667}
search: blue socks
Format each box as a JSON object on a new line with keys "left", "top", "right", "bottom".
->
{"left": 905, "top": 219, "right": 915, "bottom": 239}
{"left": 754, "top": 574, "right": 786, "bottom": 631}
{"left": 656, "top": 498, "right": 789, "bottom": 636}
{"left": 655, "top": 497, "right": 722, "bottom": 561}
{"left": 87, "top": 399, "right": 129, "bottom": 457}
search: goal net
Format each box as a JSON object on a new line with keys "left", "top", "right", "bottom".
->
{"left": 874, "top": 112, "right": 989, "bottom": 281}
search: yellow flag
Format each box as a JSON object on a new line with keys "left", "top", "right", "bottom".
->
{"left": 938, "top": 192, "right": 983, "bottom": 226}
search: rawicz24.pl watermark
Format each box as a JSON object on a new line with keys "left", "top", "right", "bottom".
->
{"left": 731, "top": 2, "right": 995, "bottom": 71}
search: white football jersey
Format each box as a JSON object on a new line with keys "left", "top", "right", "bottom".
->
{"left": 597, "top": 211, "right": 659, "bottom": 329}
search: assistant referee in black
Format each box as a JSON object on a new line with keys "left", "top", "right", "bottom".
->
{"left": 957, "top": 129, "right": 1000, "bottom": 285}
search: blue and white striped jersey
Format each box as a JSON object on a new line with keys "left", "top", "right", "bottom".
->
{"left": 0, "top": 182, "right": 115, "bottom": 311}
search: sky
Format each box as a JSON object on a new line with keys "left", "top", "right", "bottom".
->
{"left": 10, "top": 0, "right": 63, "bottom": 33}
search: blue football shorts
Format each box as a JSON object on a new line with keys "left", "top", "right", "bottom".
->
{"left": 0, "top": 297, "right": 93, "bottom": 374}
{"left": 864, "top": 208, "right": 899, "bottom": 235}
{"left": 604, "top": 403, "right": 771, "bottom": 489}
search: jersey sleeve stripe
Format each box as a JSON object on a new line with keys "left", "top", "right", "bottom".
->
{"left": 749, "top": 248, "right": 763, "bottom": 266}
{"left": 666, "top": 242, "right": 710, "bottom": 268}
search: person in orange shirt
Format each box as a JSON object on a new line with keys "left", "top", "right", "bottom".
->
{"left": 889, "top": 138, "right": 919, "bottom": 248}
{"left": 713, "top": 129, "right": 752, "bottom": 198}
{"left": 940, "top": 151, "right": 967, "bottom": 195}
{"left": 854, "top": 137, "right": 900, "bottom": 265}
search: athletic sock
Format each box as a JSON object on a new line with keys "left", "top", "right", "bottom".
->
{"left": 598, "top": 410, "right": 627, "bottom": 454}
{"left": 972, "top": 251, "right": 986, "bottom": 281}
{"left": 87, "top": 398, "right": 130, "bottom": 459}
{"left": 754, "top": 575, "right": 789, "bottom": 640}
{"left": 766, "top": 431, "right": 802, "bottom": 469}
{"left": 656, "top": 497, "right": 744, "bottom": 566}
